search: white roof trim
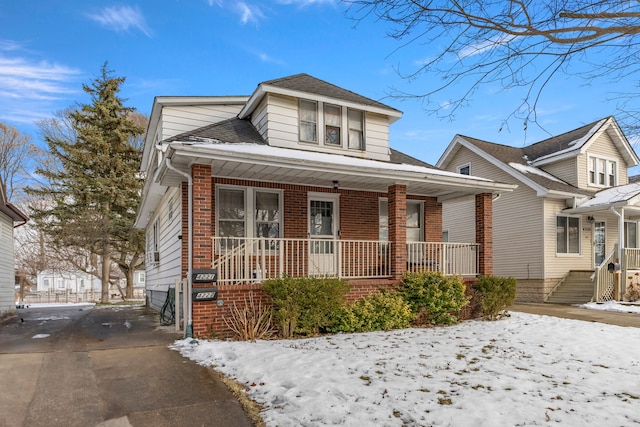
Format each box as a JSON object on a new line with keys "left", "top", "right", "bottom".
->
{"left": 166, "top": 140, "right": 516, "bottom": 193}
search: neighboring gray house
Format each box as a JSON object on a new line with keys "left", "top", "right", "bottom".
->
{"left": 0, "top": 186, "right": 27, "bottom": 320}
{"left": 437, "top": 116, "right": 640, "bottom": 304}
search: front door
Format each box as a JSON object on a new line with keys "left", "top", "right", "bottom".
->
{"left": 594, "top": 220, "right": 606, "bottom": 267}
{"left": 308, "top": 193, "right": 339, "bottom": 276}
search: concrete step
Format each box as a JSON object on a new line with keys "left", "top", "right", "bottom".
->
{"left": 545, "top": 271, "right": 595, "bottom": 304}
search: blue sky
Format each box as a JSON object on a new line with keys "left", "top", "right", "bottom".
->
{"left": 0, "top": 0, "right": 631, "bottom": 166}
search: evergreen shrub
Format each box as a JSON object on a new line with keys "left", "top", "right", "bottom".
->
{"left": 330, "top": 290, "right": 414, "bottom": 333}
{"left": 401, "top": 271, "right": 470, "bottom": 325}
{"left": 262, "top": 276, "right": 349, "bottom": 338}
{"left": 474, "top": 275, "right": 517, "bottom": 320}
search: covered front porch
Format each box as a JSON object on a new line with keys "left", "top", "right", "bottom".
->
{"left": 156, "top": 142, "right": 516, "bottom": 287}
{"left": 563, "top": 183, "right": 640, "bottom": 302}
{"left": 212, "top": 237, "right": 481, "bottom": 285}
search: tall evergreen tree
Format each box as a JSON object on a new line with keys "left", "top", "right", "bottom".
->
{"left": 28, "top": 63, "right": 144, "bottom": 303}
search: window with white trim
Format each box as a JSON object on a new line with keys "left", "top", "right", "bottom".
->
{"left": 299, "top": 99, "right": 317, "bottom": 143}
{"left": 217, "top": 186, "right": 282, "bottom": 240}
{"left": 324, "top": 104, "right": 342, "bottom": 146}
{"left": 625, "top": 221, "right": 638, "bottom": 248}
{"left": 218, "top": 188, "right": 246, "bottom": 237}
{"left": 298, "top": 98, "right": 365, "bottom": 151}
{"left": 458, "top": 163, "right": 471, "bottom": 175}
{"left": 588, "top": 156, "right": 617, "bottom": 187}
{"left": 556, "top": 215, "right": 580, "bottom": 254}
{"left": 378, "top": 199, "right": 424, "bottom": 242}
{"left": 348, "top": 108, "right": 364, "bottom": 150}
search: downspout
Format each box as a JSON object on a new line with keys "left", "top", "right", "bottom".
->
{"left": 165, "top": 157, "right": 194, "bottom": 339}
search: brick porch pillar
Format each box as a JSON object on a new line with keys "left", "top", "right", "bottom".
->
{"left": 192, "top": 164, "right": 213, "bottom": 271}
{"left": 190, "top": 164, "right": 214, "bottom": 338}
{"left": 475, "top": 193, "right": 493, "bottom": 276}
{"left": 389, "top": 184, "right": 407, "bottom": 281}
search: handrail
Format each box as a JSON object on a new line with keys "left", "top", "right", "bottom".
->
{"left": 592, "top": 244, "right": 617, "bottom": 302}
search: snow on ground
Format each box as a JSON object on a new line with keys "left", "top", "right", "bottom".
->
{"left": 580, "top": 301, "right": 640, "bottom": 314}
{"left": 172, "top": 311, "right": 640, "bottom": 426}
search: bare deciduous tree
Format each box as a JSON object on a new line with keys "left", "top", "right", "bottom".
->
{"left": 0, "top": 122, "right": 36, "bottom": 200}
{"left": 346, "top": 0, "right": 640, "bottom": 132}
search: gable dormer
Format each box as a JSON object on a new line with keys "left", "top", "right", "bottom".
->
{"left": 525, "top": 117, "right": 639, "bottom": 190}
{"left": 238, "top": 74, "right": 402, "bottom": 162}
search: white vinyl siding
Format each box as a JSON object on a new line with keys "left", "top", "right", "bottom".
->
{"left": 0, "top": 214, "right": 15, "bottom": 316}
{"left": 144, "top": 188, "right": 183, "bottom": 296}
{"left": 579, "top": 130, "right": 629, "bottom": 188}
{"left": 259, "top": 94, "right": 391, "bottom": 161}
{"left": 541, "top": 157, "right": 578, "bottom": 187}
{"left": 442, "top": 145, "right": 545, "bottom": 279}
{"left": 160, "top": 103, "right": 245, "bottom": 141}
{"left": 543, "top": 199, "right": 592, "bottom": 278}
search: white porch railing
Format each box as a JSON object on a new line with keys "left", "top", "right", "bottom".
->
{"left": 592, "top": 245, "right": 617, "bottom": 302}
{"left": 212, "top": 237, "right": 480, "bottom": 285}
{"left": 212, "top": 237, "right": 391, "bottom": 285}
{"left": 407, "top": 242, "right": 479, "bottom": 276}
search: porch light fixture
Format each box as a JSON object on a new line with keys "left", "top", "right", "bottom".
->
{"left": 587, "top": 216, "right": 595, "bottom": 222}
{"left": 333, "top": 180, "right": 340, "bottom": 189}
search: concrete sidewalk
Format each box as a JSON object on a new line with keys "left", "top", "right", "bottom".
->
{"left": 510, "top": 303, "right": 640, "bottom": 328}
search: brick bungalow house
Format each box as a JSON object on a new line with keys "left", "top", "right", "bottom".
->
{"left": 135, "top": 74, "right": 515, "bottom": 337}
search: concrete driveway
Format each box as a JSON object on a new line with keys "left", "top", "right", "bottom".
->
{"left": 0, "top": 305, "right": 255, "bottom": 427}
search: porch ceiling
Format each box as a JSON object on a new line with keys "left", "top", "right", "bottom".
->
{"left": 158, "top": 142, "right": 516, "bottom": 200}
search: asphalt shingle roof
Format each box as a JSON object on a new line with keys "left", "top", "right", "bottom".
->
{"left": 165, "top": 118, "right": 266, "bottom": 145}
{"left": 261, "top": 74, "right": 400, "bottom": 113}
{"left": 459, "top": 134, "right": 595, "bottom": 196}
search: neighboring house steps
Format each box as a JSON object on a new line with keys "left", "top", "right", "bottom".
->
{"left": 545, "top": 270, "right": 595, "bottom": 304}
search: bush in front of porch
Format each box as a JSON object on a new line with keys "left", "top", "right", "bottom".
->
{"left": 474, "top": 275, "right": 517, "bottom": 320}
{"left": 401, "top": 272, "right": 470, "bottom": 326}
{"left": 263, "top": 276, "right": 349, "bottom": 338}
{"left": 329, "top": 290, "right": 415, "bottom": 333}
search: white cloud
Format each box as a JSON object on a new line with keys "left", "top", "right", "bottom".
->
{"left": 0, "top": 52, "right": 81, "bottom": 125}
{"left": 236, "top": 2, "right": 265, "bottom": 25}
{"left": 87, "top": 6, "right": 151, "bottom": 37}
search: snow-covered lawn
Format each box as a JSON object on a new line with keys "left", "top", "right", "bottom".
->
{"left": 172, "top": 309, "right": 640, "bottom": 426}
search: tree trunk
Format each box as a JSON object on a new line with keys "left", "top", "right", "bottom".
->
{"left": 101, "top": 238, "right": 111, "bottom": 303}
{"left": 126, "top": 267, "right": 134, "bottom": 299}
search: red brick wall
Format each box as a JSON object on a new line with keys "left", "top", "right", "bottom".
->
{"left": 389, "top": 184, "right": 407, "bottom": 280}
{"left": 192, "top": 165, "right": 213, "bottom": 272}
{"left": 183, "top": 173, "right": 463, "bottom": 337}
{"left": 475, "top": 193, "right": 493, "bottom": 276}
{"left": 193, "top": 279, "right": 401, "bottom": 338}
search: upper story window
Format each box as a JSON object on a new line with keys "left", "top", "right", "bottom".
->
{"left": 324, "top": 104, "right": 342, "bottom": 146}
{"left": 458, "top": 163, "right": 471, "bottom": 175}
{"left": 299, "top": 99, "right": 318, "bottom": 143}
{"left": 588, "top": 156, "right": 617, "bottom": 187}
{"left": 299, "top": 98, "right": 365, "bottom": 151}
{"left": 348, "top": 109, "right": 364, "bottom": 150}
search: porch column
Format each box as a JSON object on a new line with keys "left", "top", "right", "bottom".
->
{"left": 475, "top": 193, "right": 493, "bottom": 276}
{"left": 192, "top": 164, "right": 213, "bottom": 270}
{"left": 389, "top": 184, "right": 407, "bottom": 281}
